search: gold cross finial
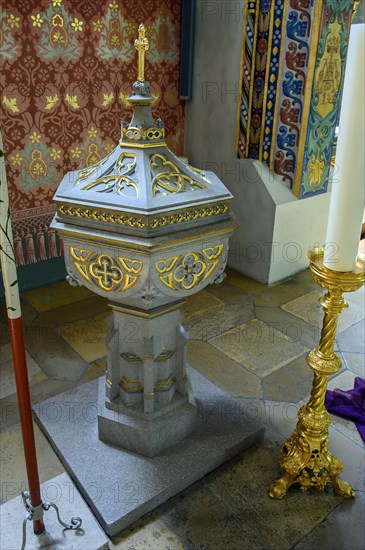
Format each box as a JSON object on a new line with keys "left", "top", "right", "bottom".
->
{"left": 134, "top": 23, "right": 149, "bottom": 82}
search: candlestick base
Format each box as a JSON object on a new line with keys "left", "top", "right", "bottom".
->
{"left": 269, "top": 248, "right": 365, "bottom": 499}
{"left": 20, "top": 490, "right": 82, "bottom": 550}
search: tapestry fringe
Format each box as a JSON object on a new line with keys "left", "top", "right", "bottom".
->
{"left": 47, "top": 229, "right": 58, "bottom": 259}
{"left": 12, "top": 228, "right": 63, "bottom": 266}
{"left": 13, "top": 235, "right": 26, "bottom": 266}
{"left": 36, "top": 230, "right": 48, "bottom": 261}
{"left": 8, "top": 211, "right": 64, "bottom": 267}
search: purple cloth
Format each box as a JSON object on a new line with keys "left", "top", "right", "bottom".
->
{"left": 325, "top": 377, "right": 365, "bottom": 443}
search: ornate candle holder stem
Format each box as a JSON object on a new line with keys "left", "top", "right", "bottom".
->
{"left": 269, "top": 248, "right": 365, "bottom": 500}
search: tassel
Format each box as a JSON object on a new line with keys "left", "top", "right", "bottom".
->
{"left": 47, "top": 229, "right": 58, "bottom": 258}
{"left": 13, "top": 233, "right": 26, "bottom": 266}
{"left": 36, "top": 228, "right": 47, "bottom": 261}
{"left": 24, "top": 231, "right": 38, "bottom": 264}
{"left": 59, "top": 236, "right": 64, "bottom": 256}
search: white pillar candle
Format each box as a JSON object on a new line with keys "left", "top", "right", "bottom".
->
{"left": 323, "top": 24, "right": 365, "bottom": 272}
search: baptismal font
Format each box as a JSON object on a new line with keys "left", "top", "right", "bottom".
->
{"left": 52, "top": 23, "right": 236, "bottom": 456}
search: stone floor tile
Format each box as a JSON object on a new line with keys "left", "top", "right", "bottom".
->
{"left": 0, "top": 298, "right": 38, "bottom": 346}
{"left": 209, "top": 319, "right": 308, "bottom": 378}
{"left": 185, "top": 301, "right": 255, "bottom": 341}
{"left": 261, "top": 401, "right": 300, "bottom": 439}
{"left": 0, "top": 343, "right": 44, "bottom": 400}
{"left": 0, "top": 379, "right": 77, "bottom": 432}
{"left": 0, "top": 320, "right": 9, "bottom": 346}
{"left": 342, "top": 352, "right": 365, "bottom": 375}
{"left": 25, "top": 325, "right": 88, "bottom": 380}
{"left": 19, "top": 298, "right": 39, "bottom": 327}
{"left": 109, "top": 513, "right": 184, "bottom": 550}
{"left": 225, "top": 268, "right": 266, "bottom": 294}
{"left": 255, "top": 306, "right": 321, "bottom": 349}
{"left": 207, "top": 476, "right": 290, "bottom": 549}
{"left": 207, "top": 437, "right": 342, "bottom": 548}
{"left": 327, "top": 369, "right": 358, "bottom": 392}
{"left": 253, "top": 279, "right": 313, "bottom": 308}
{"left": 208, "top": 485, "right": 290, "bottom": 550}
{"left": 327, "top": 426, "right": 365, "bottom": 491}
{"left": 187, "top": 340, "right": 262, "bottom": 398}
{"left": 263, "top": 353, "right": 312, "bottom": 402}
{"left": 33, "top": 295, "right": 108, "bottom": 328}
{"left": 204, "top": 280, "right": 255, "bottom": 306}
{"left": 162, "top": 483, "right": 272, "bottom": 549}
{"left": 294, "top": 491, "right": 365, "bottom": 550}
{"left": 57, "top": 312, "right": 108, "bottom": 363}
{"left": 330, "top": 413, "right": 363, "bottom": 448}
{"left": 291, "top": 268, "right": 319, "bottom": 289}
{"left": 344, "top": 285, "right": 365, "bottom": 309}
{"left": 181, "top": 290, "right": 225, "bottom": 322}
{"left": 0, "top": 422, "right": 64, "bottom": 503}
{"left": 22, "top": 280, "right": 92, "bottom": 313}
{"left": 83, "top": 356, "right": 107, "bottom": 382}
{"left": 281, "top": 290, "right": 364, "bottom": 334}
{"left": 337, "top": 320, "right": 365, "bottom": 354}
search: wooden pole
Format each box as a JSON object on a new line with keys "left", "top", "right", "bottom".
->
{"left": 0, "top": 129, "right": 44, "bottom": 534}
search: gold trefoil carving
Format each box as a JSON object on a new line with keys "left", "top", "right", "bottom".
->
{"left": 150, "top": 153, "right": 207, "bottom": 197}
{"left": 156, "top": 245, "right": 224, "bottom": 290}
{"left": 70, "top": 247, "right": 143, "bottom": 292}
{"left": 74, "top": 152, "right": 138, "bottom": 197}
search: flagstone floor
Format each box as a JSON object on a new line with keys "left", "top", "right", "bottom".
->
{"left": 0, "top": 267, "right": 364, "bottom": 549}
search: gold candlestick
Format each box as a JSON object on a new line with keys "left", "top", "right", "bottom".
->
{"left": 269, "top": 247, "right": 365, "bottom": 499}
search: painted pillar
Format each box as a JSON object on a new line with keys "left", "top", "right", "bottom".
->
{"left": 237, "top": 0, "right": 357, "bottom": 198}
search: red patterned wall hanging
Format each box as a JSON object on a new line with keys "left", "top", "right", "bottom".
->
{"left": 0, "top": 0, "right": 185, "bottom": 265}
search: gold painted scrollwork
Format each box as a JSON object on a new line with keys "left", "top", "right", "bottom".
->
{"left": 74, "top": 152, "right": 138, "bottom": 197}
{"left": 122, "top": 126, "right": 164, "bottom": 142}
{"left": 202, "top": 245, "right": 225, "bottom": 280}
{"left": 59, "top": 204, "right": 146, "bottom": 227}
{"left": 150, "top": 202, "right": 229, "bottom": 228}
{"left": 150, "top": 153, "right": 207, "bottom": 197}
{"left": 187, "top": 165, "right": 211, "bottom": 184}
{"left": 156, "top": 245, "right": 224, "bottom": 290}
{"left": 81, "top": 152, "right": 138, "bottom": 197}
{"left": 70, "top": 247, "right": 143, "bottom": 292}
{"left": 74, "top": 152, "right": 113, "bottom": 187}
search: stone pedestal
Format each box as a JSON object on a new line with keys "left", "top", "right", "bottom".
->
{"left": 99, "top": 301, "right": 198, "bottom": 455}
{"left": 33, "top": 366, "right": 264, "bottom": 536}
{"left": 98, "top": 378, "right": 197, "bottom": 457}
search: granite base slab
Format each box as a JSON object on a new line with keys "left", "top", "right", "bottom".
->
{"left": 33, "top": 366, "right": 264, "bottom": 536}
{"left": 0, "top": 473, "right": 109, "bottom": 549}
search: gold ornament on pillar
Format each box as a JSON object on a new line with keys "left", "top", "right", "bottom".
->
{"left": 269, "top": 247, "right": 365, "bottom": 499}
